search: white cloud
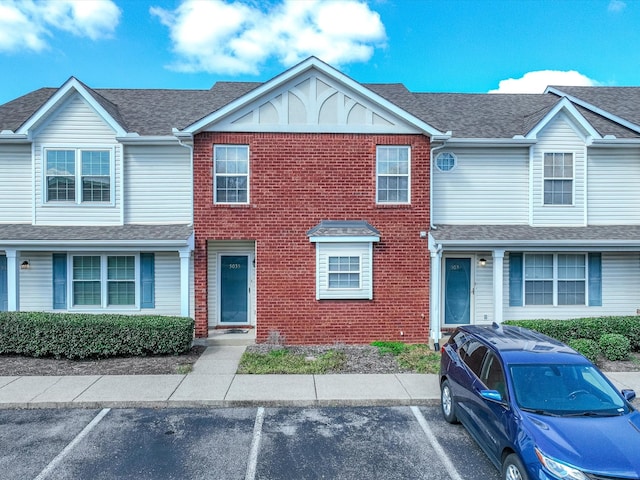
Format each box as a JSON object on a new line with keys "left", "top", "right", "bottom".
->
{"left": 0, "top": 0, "right": 121, "bottom": 53}
{"left": 608, "top": 0, "right": 626, "bottom": 13}
{"left": 489, "top": 70, "right": 598, "bottom": 94}
{"left": 151, "top": 0, "right": 387, "bottom": 75}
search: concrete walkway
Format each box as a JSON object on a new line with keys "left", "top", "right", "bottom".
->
{"left": 0, "top": 346, "right": 638, "bottom": 409}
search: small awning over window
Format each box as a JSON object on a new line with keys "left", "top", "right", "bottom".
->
{"left": 307, "top": 220, "right": 380, "bottom": 243}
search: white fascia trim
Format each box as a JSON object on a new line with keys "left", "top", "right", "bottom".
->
{"left": 590, "top": 138, "right": 640, "bottom": 147}
{"left": 526, "top": 97, "right": 601, "bottom": 140}
{"left": 116, "top": 135, "right": 183, "bottom": 145}
{"left": 181, "top": 56, "right": 444, "bottom": 136}
{"left": 0, "top": 132, "right": 30, "bottom": 143}
{"left": 309, "top": 236, "right": 380, "bottom": 243}
{"left": 16, "top": 77, "right": 127, "bottom": 137}
{"left": 442, "top": 138, "right": 537, "bottom": 147}
{"left": 546, "top": 87, "right": 640, "bottom": 134}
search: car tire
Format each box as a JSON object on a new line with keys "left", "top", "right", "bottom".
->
{"left": 502, "top": 453, "right": 529, "bottom": 480}
{"left": 440, "top": 380, "right": 458, "bottom": 424}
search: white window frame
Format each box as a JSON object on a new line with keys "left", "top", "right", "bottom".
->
{"left": 543, "top": 152, "right": 574, "bottom": 206}
{"left": 43, "top": 146, "right": 115, "bottom": 205}
{"left": 328, "top": 255, "right": 362, "bottom": 290}
{"left": 69, "top": 253, "right": 140, "bottom": 310}
{"left": 376, "top": 145, "right": 411, "bottom": 205}
{"left": 213, "top": 145, "right": 250, "bottom": 204}
{"left": 435, "top": 152, "right": 457, "bottom": 172}
{"left": 313, "top": 242, "right": 374, "bottom": 300}
{"left": 524, "top": 253, "right": 586, "bottom": 306}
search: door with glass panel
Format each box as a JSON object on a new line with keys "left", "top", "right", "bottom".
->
{"left": 219, "top": 255, "right": 250, "bottom": 325}
{"left": 444, "top": 257, "right": 471, "bottom": 325}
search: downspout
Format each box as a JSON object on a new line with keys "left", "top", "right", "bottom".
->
{"left": 428, "top": 133, "right": 450, "bottom": 349}
{"left": 175, "top": 131, "right": 195, "bottom": 318}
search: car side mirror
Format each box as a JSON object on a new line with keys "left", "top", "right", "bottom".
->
{"left": 622, "top": 389, "right": 636, "bottom": 402}
{"left": 480, "top": 390, "right": 504, "bottom": 403}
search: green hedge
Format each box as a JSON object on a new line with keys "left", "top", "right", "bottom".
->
{"left": 0, "top": 312, "right": 194, "bottom": 359}
{"left": 599, "top": 333, "right": 631, "bottom": 361}
{"left": 503, "top": 316, "right": 640, "bottom": 351}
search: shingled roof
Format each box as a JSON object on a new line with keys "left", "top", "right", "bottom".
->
{"left": 2, "top": 68, "right": 640, "bottom": 139}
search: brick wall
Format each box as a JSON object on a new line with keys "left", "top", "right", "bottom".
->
{"left": 193, "top": 132, "right": 431, "bottom": 344}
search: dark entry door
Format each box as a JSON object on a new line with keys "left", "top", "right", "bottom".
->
{"left": 220, "top": 255, "right": 249, "bottom": 324}
{"left": 0, "top": 256, "right": 7, "bottom": 311}
{"left": 444, "top": 257, "right": 471, "bottom": 325}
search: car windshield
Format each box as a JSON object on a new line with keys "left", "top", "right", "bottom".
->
{"left": 509, "top": 364, "right": 629, "bottom": 416}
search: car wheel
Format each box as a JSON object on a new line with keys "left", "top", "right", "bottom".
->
{"left": 440, "top": 380, "right": 458, "bottom": 423}
{"left": 502, "top": 453, "right": 529, "bottom": 480}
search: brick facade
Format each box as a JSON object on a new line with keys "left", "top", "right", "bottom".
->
{"left": 193, "top": 132, "right": 431, "bottom": 344}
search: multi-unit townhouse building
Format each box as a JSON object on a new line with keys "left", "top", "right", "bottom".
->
{"left": 2, "top": 57, "right": 640, "bottom": 345}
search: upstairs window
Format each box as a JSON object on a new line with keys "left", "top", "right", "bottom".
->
{"left": 543, "top": 152, "right": 573, "bottom": 205}
{"left": 45, "top": 148, "right": 112, "bottom": 204}
{"left": 376, "top": 146, "right": 410, "bottom": 204}
{"left": 214, "top": 145, "right": 249, "bottom": 204}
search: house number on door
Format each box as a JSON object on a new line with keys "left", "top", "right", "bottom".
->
{"left": 227, "top": 263, "right": 242, "bottom": 269}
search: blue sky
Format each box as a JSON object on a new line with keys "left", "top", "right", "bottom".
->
{"left": 1, "top": 0, "right": 639, "bottom": 105}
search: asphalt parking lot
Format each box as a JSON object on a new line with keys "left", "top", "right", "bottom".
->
{"left": 0, "top": 406, "right": 499, "bottom": 480}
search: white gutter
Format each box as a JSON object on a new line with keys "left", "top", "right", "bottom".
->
{"left": 174, "top": 131, "right": 195, "bottom": 230}
{"left": 442, "top": 137, "right": 536, "bottom": 147}
{"left": 0, "top": 131, "right": 30, "bottom": 143}
{"left": 589, "top": 138, "right": 640, "bottom": 147}
{"left": 116, "top": 135, "right": 184, "bottom": 145}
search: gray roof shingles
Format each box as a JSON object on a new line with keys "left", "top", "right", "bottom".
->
{"left": 431, "top": 224, "right": 640, "bottom": 244}
{"left": 0, "top": 224, "right": 192, "bottom": 242}
{"left": 2, "top": 74, "right": 640, "bottom": 139}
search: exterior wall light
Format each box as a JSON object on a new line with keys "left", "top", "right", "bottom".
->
{"left": 479, "top": 258, "right": 487, "bottom": 267}
{"left": 20, "top": 260, "right": 30, "bottom": 269}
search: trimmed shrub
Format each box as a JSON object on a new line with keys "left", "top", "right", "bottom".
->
{"left": 599, "top": 333, "right": 631, "bottom": 361}
{"left": 504, "top": 316, "right": 640, "bottom": 353}
{"left": 567, "top": 338, "right": 600, "bottom": 363}
{"left": 0, "top": 312, "right": 194, "bottom": 359}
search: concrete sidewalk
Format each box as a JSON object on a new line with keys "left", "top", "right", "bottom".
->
{"left": 0, "top": 346, "right": 638, "bottom": 409}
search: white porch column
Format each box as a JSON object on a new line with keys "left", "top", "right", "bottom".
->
{"left": 179, "top": 249, "right": 191, "bottom": 317}
{"left": 5, "top": 249, "right": 18, "bottom": 311}
{"left": 493, "top": 249, "right": 505, "bottom": 324}
{"left": 429, "top": 242, "right": 443, "bottom": 347}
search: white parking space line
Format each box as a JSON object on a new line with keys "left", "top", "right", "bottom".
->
{"left": 411, "top": 406, "right": 464, "bottom": 480}
{"left": 33, "top": 408, "right": 111, "bottom": 480}
{"left": 245, "top": 407, "right": 265, "bottom": 480}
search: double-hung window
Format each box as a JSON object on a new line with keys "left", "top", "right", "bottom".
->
{"left": 214, "top": 145, "right": 249, "bottom": 204}
{"left": 328, "top": 256, "right": 361, "bottom": 289}
{"left": 72, "top": 254, "right": 136, "bottom": 307}
{"left": 524, "top": 253, "right": 585, "bottom": 305}
{"left": 543, "top": 153, "right": 573, "bottom": 205}
{"left": 376, "top": 146, "right": 410, "bottom": 204}
{"left": 45, "top": 148, "right": 112, "bottom": 204}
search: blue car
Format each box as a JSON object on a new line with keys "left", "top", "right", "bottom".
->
{"left": 439, "top": 323, "right": 640, "bottom": 480}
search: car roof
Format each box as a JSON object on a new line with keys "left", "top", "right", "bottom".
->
{"left": 456, "top": 324, "right": 588, "bottom": 365}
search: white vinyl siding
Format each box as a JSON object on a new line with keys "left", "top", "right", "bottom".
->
{"left": 504, "top": 252, "right": 640, "bottom": 320}
{"left": 587, "top": 147, "right": 640, "bottom": 225}
{"left": 473, "top": 253, "right": 495, "bottom": 323}
{"left": 531, "top": 113, "right": 586, "bottom": 226}
{"left": 18, "top": 251, "right": 185, "bottom": 315}
{"left": 316, "top": 242, "right": 372, "bottom": 300}
{"left": 33, "top": 93, "right": 121, "bottom": 225}
{"left": 0, "top": 144, "right": 32, "bottom": 223}
{"left": 432, "top": 148, "right": 529, "bottom": 224}
{"left": 124, "top": 145, "right": 192, "bottom": 223}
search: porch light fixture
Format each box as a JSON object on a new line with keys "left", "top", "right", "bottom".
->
{"left": 479, "top": 258, "right": 487, "bottom": 267}
{"left": 20, "top": 260, "right": 30, "bottom": 270}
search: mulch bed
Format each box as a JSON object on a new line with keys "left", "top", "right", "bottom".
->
{"left": 0, "top": 346, "right": 206, "bottom": 376}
